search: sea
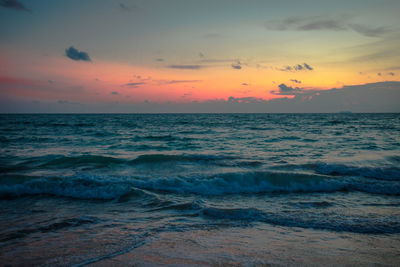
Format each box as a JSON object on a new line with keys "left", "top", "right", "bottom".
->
{"left": 0, "top": 113, "right": 399, "bottom": 266}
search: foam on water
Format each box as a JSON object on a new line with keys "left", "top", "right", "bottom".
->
{"left": 1, "top": 113, "right": 399, "bottom": 265}
{"left": 1, "top": 170, "right": 399, "bottom": 200}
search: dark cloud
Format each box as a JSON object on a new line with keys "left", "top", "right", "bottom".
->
{"left": 124, "top": 82, "right": 145, "bottom": 88}
{"left": 231, "top": 61, "right": 242, "bottom": 70}
{"left": 280, "top": 63, "right": 313, "bottom": 72}
{"left": 267, "top": 16, "right": 390, "bottom": 37}
{"left": 228, "top": 96, "right": 266, "bottom": 104}
{"left": 65, "top": 46, "right": 91, "bottom": 62}
{"left": 167, "top": 65, "right": 203, "bottom": 70}
{"left": 303, "top": 63, "right": 313, "bottom": 70}
{"left": 111, "top": 91, "right": 119, "bottom": 95}
{"left": 0, "top": 0, "right": 30, "bottom": 12}
{"left": 290, "top": 79, "right": 302, "bottom": 84}
{"left": 155, "top": 58, "right": 164, "bottom": 62}
{"left": 270, "top": 83, "right": 304, "bottom": 95}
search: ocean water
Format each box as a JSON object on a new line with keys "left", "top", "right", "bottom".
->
{"left": 0, "top": 113, "right": 399, "bottom": 266}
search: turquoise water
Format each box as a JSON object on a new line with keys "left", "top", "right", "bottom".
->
{"left": 1, "top": 114, "right": 400, "bottom": 265}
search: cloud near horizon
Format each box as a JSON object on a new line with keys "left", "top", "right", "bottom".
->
{"left": 1, "top": 82, "right": 399, "bottom": 113}
{"left": 270, "top": 83, "right": 305, "bottom": 95}
{"left": 65, "top": 46, "right": 91, "bottom": 62}
{"left": 290, "top": 79, "right": 302, "bottom": 84}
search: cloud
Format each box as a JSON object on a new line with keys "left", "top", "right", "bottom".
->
{"left": 270, "top": 83, "right": 304, "bottom": 95}
{"left": 347, "top": 24, "right": 391, "bottom": 37}
{"left": 165, "top": 80, "right": 201, "bottom": 84}
{"left": 2, "top": 82, "right": 400, "bottom": 113}
{"left": 290, "top": 79, "right": 302, "bottom": 84}
{"left": 200, "top": 58, "right": 233, "bottom": 63}
{"left": 111, "top": 91, "right": 119, "bottom": 95}
{"left": 57, "top": 100, "right": 80, "bottom": 105}
{"left": 280, "top": 63, "right": 313, "bottom": 72}
{"left": 227, "top": 96, "right": 266, "bottom": 104}
{"left": 119, "top": 3, "right": 136, "bottom": 12}
{"left": 123, "top": 82, "right": 145, "bottom": 88}
{"left": 155, "top": 58, "right": 164, "bottom": 62}
{"left": 231, "top": 61, "right": 242, "bottom": 70}
{"left": 0, "top": 0, "right": 30, "bottom": 12}
{"left": 267, "top": 16, "right": 346, "bottom": 31}
{"left": 167, "top": 65, "right": 203, "bottom": 70}
{"left": 267, "top": 16, "right": 391, "bottom": 37}
{"left": 65, "top": 46, "right": 91, "bottom": 62}
{"left": 303, "top": 63, "right": 313, "bottom": 71}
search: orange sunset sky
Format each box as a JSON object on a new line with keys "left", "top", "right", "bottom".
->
{"left": 1, "top": 0, "right": 399, "bottom": 112}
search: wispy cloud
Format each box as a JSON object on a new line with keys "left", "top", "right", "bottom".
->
{"left": 0, "top": 0, "right": 30, "bottom": 12}
{"left": 267, "top": 16, "right": 392, "bottom": 37}
{"left": 348, "top": 24, "right": 391, "bottom": 37}
{"left": 167, "top": 65, "right": 203, "bottom": 70}
{"left": 123, "top": 82, "right": 145, "bottom": 88}
{"left": 65, "top": 46, "right": 91, "bottom": 62}
{"left": 165, "top": 80, "right": 201, "bottom": 84}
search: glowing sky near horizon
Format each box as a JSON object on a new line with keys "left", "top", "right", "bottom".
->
{"left": 1, "top": 0, "right": 400, "bottom": 109}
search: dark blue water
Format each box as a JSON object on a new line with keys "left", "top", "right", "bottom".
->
{"left": 1, "top": 114, "right": 399, "bottom": 266}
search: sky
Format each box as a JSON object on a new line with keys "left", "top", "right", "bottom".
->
{"left": 0, "top": 0, "right": 399, "bottom": 112}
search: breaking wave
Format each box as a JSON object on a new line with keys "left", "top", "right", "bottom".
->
{"left": 1, "top": 170, "right": 399, "bottom": 200}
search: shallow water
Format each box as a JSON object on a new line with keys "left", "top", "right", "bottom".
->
{"left": 1, "top": 113, "right": 399, "bottom": 266}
